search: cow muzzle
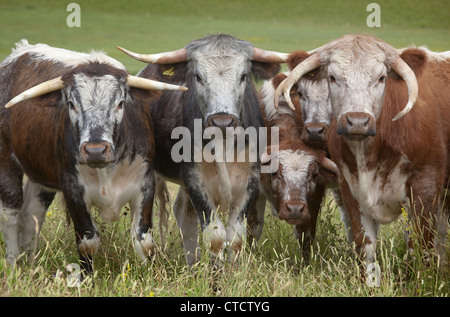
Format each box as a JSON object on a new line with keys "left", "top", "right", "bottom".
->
{"left": 278, "top": 200, "right": 310, "bottom": 225}
{"left": 337, "top": 112, "right": 376, "bottom": 139}
{"left": 206, "top": 113, "right": 239, "bottom": 134}
{"left": 301, "top": 123, "right": 328, "bottom": 147}
{"left": 80, "top": 141, "right": 115, "bottom": 168}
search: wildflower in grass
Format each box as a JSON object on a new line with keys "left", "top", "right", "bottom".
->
{"left": 121, "top": 262, "right": 132, "bottom": 283}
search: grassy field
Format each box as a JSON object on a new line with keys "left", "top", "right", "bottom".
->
{"left": 0, "top": 0, "right": 449, "bottom": 298}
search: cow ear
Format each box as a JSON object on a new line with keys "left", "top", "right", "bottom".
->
{"left": 318, "top": 166, "right": 337, "bottom": 185}
{"left": 271, "top": 73, "right": 299, "bottom": 97}
{"left": 128, "top": 87, "right": 162, "bottom": 105}
{"left": 398, "top": 48, "right": 427, "bottom": 77}
{"left": 251, "top": 62, "right": 281, "bottom": 80}
{"left": 288, "top": 50, "right": 310, "bottom": 70}
{"left": 389, "top": 48, "right": 427, "bottom": 80}
{"left": 318, "top": 155, "right": 339, "bottom": 185}
{"left": 288, "top": 51, "right": 322, "bottom": 80}
{"left": 271, "top": 73, "right": 287, "bottom": 89}
{"left": 138, "top": 62, "right": 188, "bottom": 84}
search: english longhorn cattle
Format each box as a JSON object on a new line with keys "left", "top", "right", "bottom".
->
{"left": 117, "top": 34, "right": 289, "bottom": 265}
{"left": 0, "top": 40, "right": 187, "bottom": 271}
{"left": 248, "top": 73, "right": 339, "bottom": 259}
{"left": 277, "top": 34, "right": 449, "bottom": 275}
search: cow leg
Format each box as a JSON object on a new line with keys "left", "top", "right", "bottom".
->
{"left": 226, "top": 207, "right": 246, "bottom": 262}
{"left": 339, "top": 179, "right": 379, "bottom": 281}
{"left": 19, "top": 180, "right": 56, "bottom": 255}
{"left": 407, "top": 171, "right": 447, "bottom": 262}
{"left": 130, "top": 171, "right": 156, "bottom": 261}
{"left": 226, "top": 169, "right": 260, "bottom": 261}
{"left": 183, "top": 166, "right": 227, "bottom": 265}
{"left": 173, "top": 186, "right": 200, "bottom": 266}
{"left": 63, "top": 192, "right": 99, "bottom": 274}
{"left": 331, "top": 188, "right": 354, "bottom": 243}
{"left": 0, "top": 156, "right": 24, "bottom": 264}
{"left": 247, "top": 190, "right": 266, "bottom": 245}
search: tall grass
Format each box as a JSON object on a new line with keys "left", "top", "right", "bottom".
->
{"left": 1, "top": 189, "right": 448, "bottom": 297}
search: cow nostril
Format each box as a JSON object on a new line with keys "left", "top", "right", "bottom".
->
{"left": 363, "top": 116, "right": 370, "bottom": 126}
{"left": 84, "top": 145, "right": 107, "bottom": 156}
{"left": 346, "top": 115, "right": 353, "bottom": 127}
{"left": 306, "top": 125, "right": 324, "bottom": 135}
{"left": 212, "top": 117, "right": 234, "bottom": 128}
{"left": 286, "top": 203, "right": 305, "bottom": 214}
{"left": 347, "top": 114, "right": 370, "bottom": 127}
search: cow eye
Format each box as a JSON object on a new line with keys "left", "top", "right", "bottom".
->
{"left": 329, "top": 75, "right": 336, "bottom": 82}
{"left": 116, "top": 100, "right": 125, "bottom": 111}
{"left": 67, "top": 101, "right": 76, "bottom": 111}
{"left": 240, "top": 73, "right": 247, "bottom": 83}
{"left": 378, "top": 76, "right": 385, "bottom": 83}
{"left": 195, "top": 74, "right": 203, "bottom": 84}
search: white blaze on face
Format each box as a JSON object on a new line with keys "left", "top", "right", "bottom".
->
{"left": 66, "top": 73, "right": 126, "bottom": 148}
{"left": 277, "top": 149, "right": 317, "bottom": 201}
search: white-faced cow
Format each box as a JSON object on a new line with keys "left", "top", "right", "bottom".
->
{"left": 117, "top": 34, "right": 289, "bottom": 266}
{"left": 0, "top": 40, "right": 187, "bottom": 271}
{"left": 277, "top": 34, "right": 449, "bottom": 276}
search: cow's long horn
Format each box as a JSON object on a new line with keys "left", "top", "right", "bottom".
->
{"left": 274, "top": 53, "right": 321, "bottom": 110}
{"left": 253, "top": 47, "right": 289, "bottom": 63}
{"left": 390, "top": 57, "right": 419, "bottom": 121}
{"left": 5, "top": 77, "right": 65, "bottom": 108}
{"left": 126, "top": 75, "right": 188, "bottom": 91}
{"left": 320, "top": 156, "right": 340, "bottom": 176}
{"left": 116, "top": 46, "right": 187, "bottom": 64}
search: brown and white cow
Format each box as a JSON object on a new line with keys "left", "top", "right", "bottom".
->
{"left": 248, "top": 73, "right": 339, "bottom": 258}
{"left": 277, "top": 34, "right": 449, "bottom": 276}
{"left": 0, "top": 40, "right": 186, "bottom": 271}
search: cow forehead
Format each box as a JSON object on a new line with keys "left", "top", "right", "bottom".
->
{"left": 278, "top": 149, "right": 316, "bottom": 184}
{"left": 299, "top": 79, "right": 329, "bottom": 101}
{"left": 186, "top": 34, "right": 253, "bottom": 59}
{"left": 328, "top": 51, "right": 387, "bottom": 78}
{"left": 192, "top": 53, "right": 249, "bottom": 75}
{"left": 69, "top": 73, "right": 124, "bottom": 106}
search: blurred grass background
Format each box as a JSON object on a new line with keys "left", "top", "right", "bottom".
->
{"left": 0, "top": 0, "right": 448, "bottom": 74}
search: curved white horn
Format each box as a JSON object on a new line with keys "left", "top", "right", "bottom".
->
{"left": 117, "top": 46, "right": 187, "bottom": 64}
{"left": 253, "top": 47, "right": 289, "bottom": 63}
{"left": 274, "top": 53, "right": 321, "bottom": 110}
{"left": 126, "top": 75, "right": 188, "bottom": 91}
{"left": 5, "top": 77, "right": 65, "bottom": 108}
{"left": 390, "top": 57, "right": 419, "bottom": 121}
{"left": 320, "top": 156, "right": 340, "bottom": 176}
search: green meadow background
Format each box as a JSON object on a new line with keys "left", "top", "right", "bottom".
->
{"left": 0, "top": 0, "right": 448, "bottom": 297}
